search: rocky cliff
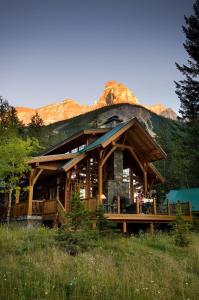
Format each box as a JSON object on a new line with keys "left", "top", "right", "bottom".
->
{"left": 16, "top": 81, "right": 177, "bottom": 124}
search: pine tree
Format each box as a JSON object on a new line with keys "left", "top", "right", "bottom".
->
{"left": 0, "top": 96, "right": 23, "bottom": 137}
{"left": 175, "top": 0, "right": 199, "bottom": 121}
{"left": 175, "top": 0, "right": 199, "bottom": 187}
{"left": 27, "top": 112, "right": 45, "bottom": 145}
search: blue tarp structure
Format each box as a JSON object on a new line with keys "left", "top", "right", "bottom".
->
{"left": 167, "top": 188, "right": 199, "bottom": 212}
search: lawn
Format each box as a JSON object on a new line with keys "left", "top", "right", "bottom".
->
{"left": 0, "top": 226, "right": 199, "bottom": 300}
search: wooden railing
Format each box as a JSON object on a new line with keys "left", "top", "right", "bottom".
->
{"left": 11, "top": 202, "right": 28, "bottom": 218}
{"left": 5, "top": 198, "right": 192, "bottom": 220}
{"left": 103, "top": 198, "right": 192, "bottom": 217}
{"left": 82, "top": 198, "right": 97, "bottom": 212}
{"left": 56, "top": 199, "right": 67, "bottom": 224}
{"left": 32, "top": 200, "right": 44, "bottom": 215}
{"left": 43, "top": 200, "right": 57, "bottom": 215}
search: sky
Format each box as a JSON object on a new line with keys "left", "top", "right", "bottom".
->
{"left": 0, "top": 0, "right": 195, "bottom": 112}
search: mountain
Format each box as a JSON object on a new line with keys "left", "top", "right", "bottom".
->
{"left": 16, "top": 81, "right": 177, "bottom": 124}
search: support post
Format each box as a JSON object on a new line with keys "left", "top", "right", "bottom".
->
{"left": 86, "top": 158, "right": 91, "bottom": 199}
{"left": 153, "top": 197, "right": 157, "bottom": 215}
{"left": 98, "top": 160, "right": 103, "bottom": 206}
{"left": 143, "top": 163, "right": 148, "bottom": 197}
{"left": 117, "top": 194, "right": 120, "bottom": 214}
{"left": 15, "top": 187, "right": 20, "bottom": 204}
{"left": 136, "top": 198, "right": 139, "bottom": 214}
{"left": 28, "top": 185, "right": 33, "bottom": 216}
{"left": 150, "top": 222, "right": 154, "bottom": 235}
{"left": 130, "top": 169, "right": 134, "bottom": 204}
{"left": 123, "top": 221, "right": 127, "bottom": 234}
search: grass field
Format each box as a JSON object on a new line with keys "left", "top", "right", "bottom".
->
{"left": 0, "top": 226, "right": 199, "bottom": 300}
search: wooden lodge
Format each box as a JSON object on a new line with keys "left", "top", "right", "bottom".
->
{"left": 0, "top": 117, "right": 192, "bottom": 231}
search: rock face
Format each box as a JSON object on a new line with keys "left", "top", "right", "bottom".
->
{"left": 16, "top": 81, "right": 177, "bottom": 124}
{"left": 98, "top": 80, "right": 138, "bottom": 106}
{"left": 16, "top": 100, "right": 91, "bottom": 125}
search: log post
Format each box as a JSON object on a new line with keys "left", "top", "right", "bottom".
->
{"left": 150, "top": 222, "right": 154, "bottom": 234}
{"left": 136, "top": 198, "right": 139, "bottom": 214}
{"left": 15, "top": 187, "right": 20, "bottom": 204}
{"left": 86, "top": 158, "right": 90, "bottom": 199}
{"left": 143, "top": 162, "right": 148, "bottom": 197}
{"left": 153, "top": 197, "right": 157, "bottom": 215}
{"left": 123, "top": 221, "right": 127, "bottom": 234}
{"left": 130, "top": 168, "right": 134, "bottom": 204}
{"left": 117, "top": 194, "right": 121, "bottom": 214}
{"left": 98, "top": 158, "right": 103, "bottom": 206}
{"left": 27, "top": 185, "right": 33, "bottom": 216}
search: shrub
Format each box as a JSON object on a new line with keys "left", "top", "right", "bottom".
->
{"left": 95, "top": 205, "right": 119, "bottom": 236}
{"left": 56, "top": 192, "right": 98, "bottom": 255}
{"left": 172, "top": 208, "right": 192, "bottom": 247}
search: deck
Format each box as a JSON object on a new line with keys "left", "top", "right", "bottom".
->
{"left": 105, "top": 213, "right": 192, "bottom": 223}
{"left": 0, "top": 199, "right": 192, "bottom": 229}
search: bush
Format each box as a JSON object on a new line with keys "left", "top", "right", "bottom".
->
{"left": 95, "top": 205, "right": 119, "bottom": 236}
{"left": 56, "top": 192, "right": 98, "bottom": 255}
{"left": 172, "top": 208, "right": 192, "bottom": 247}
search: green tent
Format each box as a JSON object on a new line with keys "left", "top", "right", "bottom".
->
{"left": 167, "top": 188, "right": 199, "bottom": 212}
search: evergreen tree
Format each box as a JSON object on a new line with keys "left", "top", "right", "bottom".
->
{"left": 175, "top": 0, "right": 199, "bottom": 187}
{"left": 27, "top": 112, "right": 46, "bottom": 146}
{"left": 0, "top": 96, "right": 23, "bottom": 137}
{"left": 175, "top": 0, "right": 199, "bottom": 121}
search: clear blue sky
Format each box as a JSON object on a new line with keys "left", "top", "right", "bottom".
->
{"left": 0, "top": 0, "right": 194, "bottom": 112}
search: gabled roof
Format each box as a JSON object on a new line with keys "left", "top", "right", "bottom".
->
{"left": 84, "top": 120, "right": 130, "bottom": 152}
{"left": 40, "top": 128, "right": 109, "bottom": 156}
{"left": 83, "top": 118, "right": 166, "bottom": 161}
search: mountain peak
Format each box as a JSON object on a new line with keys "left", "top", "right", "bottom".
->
{"left": 16, "top": 80, "right": 177, "bottom": 124}
{"left": 98, "top": 80, "right": 138, "bottom": 106}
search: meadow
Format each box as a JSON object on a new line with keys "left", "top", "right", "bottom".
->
{"left": 0, "top": 226, "right": 199, "bottom": 300}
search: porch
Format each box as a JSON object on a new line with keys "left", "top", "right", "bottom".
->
{"left": 6, "top": 198, "right": 192, "bottom": 228}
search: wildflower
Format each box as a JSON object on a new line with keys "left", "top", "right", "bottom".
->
{"left": 135, "top": 289, "right": 139, "bottom": 293}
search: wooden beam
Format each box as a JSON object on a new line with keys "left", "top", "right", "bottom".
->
{"left": 102, "top": 119, "right": 136, "bottom": 148}
{"left": 62, "top": 153, "right": 87, "bottom": 172}
{"left": 28, "top": 153, "right": 78, "bottom": 164}
{"left": 115, "top": 144, "right": 144, "bottom": 173}
{"left": 101, "top": 145, "right": 117, "bottom": 167}
{"left": 37, "top": 164, "right": 59, "bottom": 171}
{"left": 32, "top": 169, "right": 44, "bottom": 186}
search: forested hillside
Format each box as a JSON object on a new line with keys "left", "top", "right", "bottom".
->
{"left": 37, "top": 103, "right": 197, "bottom": 195}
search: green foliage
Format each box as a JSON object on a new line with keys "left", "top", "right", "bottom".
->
{"left": 175, "top": 0, "right": 199, "bottom": 121}
{"left": 67, "top": 192, "right": 91, "bottom": 231}
{"left": 95, "top": 205, "right": 118, "bottom": 235}
{"left": 56, "top": 192, "right": 97, "bottom": 255}
{"left": 172, "top": 208, "right": 192, "bottom": 247}
{"left": 0, "top": 136, "right": 40, "bottom": 192}
{"left": 0, "top": 96, "right": 23, "bottom": 137}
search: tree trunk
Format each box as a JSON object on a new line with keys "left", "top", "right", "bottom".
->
{"left": 7, "top": 189, "right": 13, "bottom": 225}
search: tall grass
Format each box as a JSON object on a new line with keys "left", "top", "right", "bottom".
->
{"left": 0, "top": 226, "right": 199, "bottom": 300}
